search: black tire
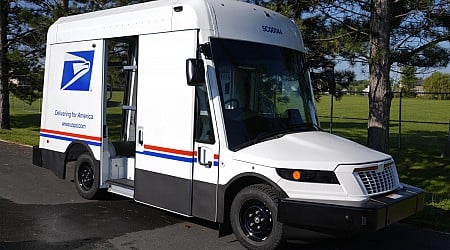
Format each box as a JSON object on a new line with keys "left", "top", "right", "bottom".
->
{"left": 230, "top": 184, "right": 285, "bottom": 250}
{"left": 74, "top": 153, "right": 100, "bottom": 199}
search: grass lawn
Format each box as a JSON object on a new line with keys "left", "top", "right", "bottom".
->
{"left": 0, "top": 98, "right": 41, "bottom": 146}
{"left": 2, "top": 94, "right": 450, "bottom": 232}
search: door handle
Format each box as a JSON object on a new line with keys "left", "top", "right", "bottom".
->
{"left": 138, "top": 130, "right": 144, "bottom": 145}
{"left": 197, "top": 147, "right": 212, "bottom": 168}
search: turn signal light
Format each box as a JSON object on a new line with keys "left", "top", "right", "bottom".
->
{"left": 292, "top": 170, "right": 301, "bottom": 180}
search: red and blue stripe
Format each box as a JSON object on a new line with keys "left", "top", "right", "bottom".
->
{"left": 40, "top": 129, "right": 102, "bottom": 147}
{"left": 138, "top": 144, "right": 219, "bottom": 166}
{"left": 40, "top": 130, "right": 219, "bottom": 166}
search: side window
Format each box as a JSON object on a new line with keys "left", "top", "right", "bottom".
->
{"left": 195, "top": 86, "right": 215, "bottom": 144}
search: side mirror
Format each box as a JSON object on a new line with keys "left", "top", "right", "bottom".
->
{"left": 186, "top": 59, "right": 205, "bottom": 86}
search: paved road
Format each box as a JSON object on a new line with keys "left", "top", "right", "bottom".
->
{"left": 0, "top": 140, "right": 449, "bottom": 250}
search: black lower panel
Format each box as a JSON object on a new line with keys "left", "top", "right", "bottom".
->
{"left": 32, "top": 146, "right": 42, "bottom": 167}
{"left": 135, "top": 169, "right": 192, "bottom": 215}
{"left": 38, "top": 148, "right": 66, "bottom": 179}
{"left": 192, "top": 180, "right": 217, "bottom": 221}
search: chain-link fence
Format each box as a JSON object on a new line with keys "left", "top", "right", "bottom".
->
{"left": 10, "top": 95, "right": 42, "bottom": 113}
{"left": 9, "top": 90, "right": 450, "bottom": 154}
{"left": 316, "top": 92, "right": 450, "bottom": 155}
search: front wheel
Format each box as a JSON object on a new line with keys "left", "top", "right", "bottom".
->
{"left": 74, "top": 153, "right": 100, "bottom": 199}
{"left": 230, "top": 184, "right": 285, "bottom": 250}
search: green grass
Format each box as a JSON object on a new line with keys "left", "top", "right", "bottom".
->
{"left": 0, "top": 98, "right": 42, "bottom": 145}
{"left": 2, "top": 94, "right": 450, "bottom": 232}
{"left": 406, "top": 193, "right": 450, "bottom": 231}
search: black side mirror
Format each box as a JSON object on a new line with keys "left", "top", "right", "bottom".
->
{"left": 186, "top": 59, "right": 205, "bottom": 86}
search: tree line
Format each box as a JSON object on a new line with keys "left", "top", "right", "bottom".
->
{"left": 397, "top": 66, "right": 450, "bottom": 99}
{"left": 1, "top": 0, "right": 449, "bottom": 152}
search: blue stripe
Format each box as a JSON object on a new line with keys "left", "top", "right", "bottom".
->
{"left": 137, "top": 150, "right": 195, "bottom": 163}
{"left": 136, "top": 151, "right": 219, "bottom": 167}
{"left": 40, "top": 133, "right": 101, "bottom": 147}
{"left": 137, "top": 151, "right": 219, "bottom": 166}
{"left": 137, "top": 151, "right": 220, "bottom": 167}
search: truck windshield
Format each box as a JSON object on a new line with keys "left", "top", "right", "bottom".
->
{"left": 210, "top": 38, "right": 319, "bottom": 151}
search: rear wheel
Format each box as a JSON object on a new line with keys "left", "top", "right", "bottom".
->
{"left": 230, "top": 184, "right": 285, "bottom": 250}
{"left": 74, "top": 153, "right": 100, "bottom": 199}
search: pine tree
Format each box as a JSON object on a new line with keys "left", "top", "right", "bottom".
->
{"left": 399, "top": 66, "right": 418, "bottom": 97}
{"left": 0, "top": 0, "right": 10, "bottom": 129}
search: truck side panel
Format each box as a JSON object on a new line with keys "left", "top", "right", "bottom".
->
{"left": 39, "top": 40, "right": 105, "bottom": 175}
{"left": 134, "top": 30, "right": 198, "bottom": 215}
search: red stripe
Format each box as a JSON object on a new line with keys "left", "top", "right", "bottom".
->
{"left": 40, "top": 129, "right": 101, "bottom": 142}
{"left": 214, "top": 154, "right": 219, "bottom": 159}
{"left": 144, "top": 144, "right": 196, "bottom": 157}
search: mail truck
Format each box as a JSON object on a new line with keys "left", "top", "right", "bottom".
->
{"left": 33, "top": 0, "right": 424, "bottom": 249}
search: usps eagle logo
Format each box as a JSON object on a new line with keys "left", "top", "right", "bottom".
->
{"left": 60, "top": 50, "right": 95, "bottom": 91}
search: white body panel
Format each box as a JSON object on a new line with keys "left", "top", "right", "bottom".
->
{"left": 46, "top": 0, "right": 303, "bottom": 53}
{"left": 48, "top": 1, "right": 176, "bottom": 44}
{"left": 135, "top": 30, "right": 197, "bottom": 179}
{"left": 39, "top": 40, "right": 104, "bottom": 160}
{"left": 208, "top": 0, "right": 303, "bottom": 51}
{"left": 232, "top": 132, "right": 389, "bottom": 171}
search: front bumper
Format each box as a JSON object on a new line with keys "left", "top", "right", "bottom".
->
{"left": 278, "top": 184, "right": 424, "bottom": 234}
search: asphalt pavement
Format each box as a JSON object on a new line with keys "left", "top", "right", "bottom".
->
{"left": 0, "top": 140, "right": 449, "bottom": 250}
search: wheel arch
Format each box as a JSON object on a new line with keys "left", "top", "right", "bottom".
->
{"left": 65, "top": 140, "right": 97, "bottom": 162}
{"left": 217, "top": 172, "right": 287, "bottom": 225}
{"left": 64, "top": 140, "right": 99, "bottom": 177}
{"left": 36, "top": 141, "right": 98, "bottom": 180}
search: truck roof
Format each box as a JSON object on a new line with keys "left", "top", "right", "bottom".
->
{"left": 48, "top": 0, "right": 304, "bottom": 52}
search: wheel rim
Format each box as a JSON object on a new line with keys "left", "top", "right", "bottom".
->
{"left": 239, "top": 199, "right": 273, "bottom": 242}
{"left": 78, "top": 163, "right": 94, "bottom": 191}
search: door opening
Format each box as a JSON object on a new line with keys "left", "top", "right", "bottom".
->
{"left": 103, "top": 36, "right": 138, "bottom": 187}
{"left": 105, "top": 37, "right": 138, "bottom": 157}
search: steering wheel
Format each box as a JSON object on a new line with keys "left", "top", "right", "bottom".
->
{"left": 224, "top": 98, "right": 240, "bottom": 109}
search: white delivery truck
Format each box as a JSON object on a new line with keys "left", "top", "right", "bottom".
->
{"left": 33, "top": 0, "right": 424, "bottom": 249}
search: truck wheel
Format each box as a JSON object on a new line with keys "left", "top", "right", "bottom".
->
{"left": 74, "top": 153, "right": 100, "bottom": 199}
{"left": 230, "top": 184, "right": 285, "bottom": 250}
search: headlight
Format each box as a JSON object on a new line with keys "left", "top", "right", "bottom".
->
{"left": 276, "top": 169, "right": 339, "bottom": 184}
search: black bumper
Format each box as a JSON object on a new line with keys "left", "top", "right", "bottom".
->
{"left": 278, "top": 184, "right": 424, "bottom": 234}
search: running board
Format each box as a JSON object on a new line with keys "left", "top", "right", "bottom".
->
{"left": 107, "top": 179, "right": 134, "bottom": 199}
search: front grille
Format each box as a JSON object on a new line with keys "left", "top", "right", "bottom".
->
{"left": 354, "top": 163, "right": 397, "bottom": 195}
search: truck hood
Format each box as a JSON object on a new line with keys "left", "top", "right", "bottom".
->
{"left": 232, "top": 131, "right": 391, "bottom": 171}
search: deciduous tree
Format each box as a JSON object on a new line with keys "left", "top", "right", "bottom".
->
{"left": 423, "top": 72, "right": 450, "bottom": 100}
